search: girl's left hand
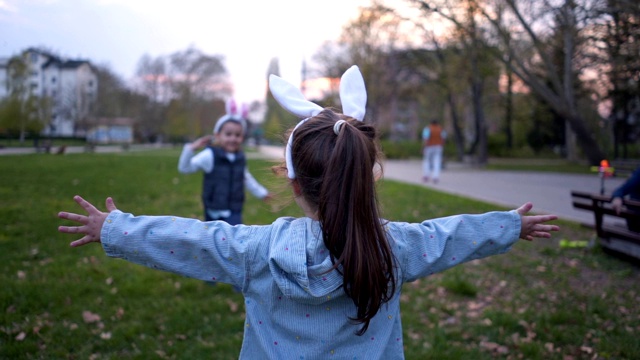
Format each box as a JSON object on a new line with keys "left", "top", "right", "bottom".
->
{"left": 516, "top": 202, "right": 560, "bottom": 241}
{"left": 58, "top": 195, "right": 118, "bottom": 247}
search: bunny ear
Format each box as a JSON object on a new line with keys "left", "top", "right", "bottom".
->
{"left": 240, "top": 103, "right": 249, "bottom": 118}
{"left": 226, "top": 98, "right": 238, "bottom": 116}
{"left": 214, "top": 98, "right": 247, "bottom": 134}
{"left": 269, "top": 74, "right": 323, "bottom": 119}
{"left": 339, "top": 65, "right": 366, "bottom": 121}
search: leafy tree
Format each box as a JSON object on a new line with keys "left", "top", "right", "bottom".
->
{"left": 93, "top": 64, "right": 129, "bottom": 118}
{"left": 134, "top": 54, "right": 168, "bottom": 141}
{"left": 597, "top": 0, "right": 640, "bottom": 158}
{"left": 338, "top": 3, "right": 406, "bottom": 131}
{"left": 0, "top": 53, "right": 49, "bottom": 142}
{"left": 166, "top": 47, "right": 232, "bottom": 140}
{"left": 411, "top": 0, "right": 608, "bottom": 164}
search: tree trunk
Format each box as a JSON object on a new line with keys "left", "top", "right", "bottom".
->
{"left": 565, "top": 111, "right": 606, "bottom": 165}
{"left": 472, "top": 80, "right": 488, "bottom": 164}
{"left": 505, "top": 67, "right": 513, "bottom": 149}
{"left": 446, "top": 92, "right": 465, "bottom": 161}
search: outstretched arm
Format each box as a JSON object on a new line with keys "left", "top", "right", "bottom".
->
{"left": 58, "top": 195, "right": 117, "bottom": 247}
{"left": 515, "top": 202, "right": 560, "bottom": 241}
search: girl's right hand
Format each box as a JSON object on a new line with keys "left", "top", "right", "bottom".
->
{"left": 58, "top": 196, "right": 118, "bottom": 247}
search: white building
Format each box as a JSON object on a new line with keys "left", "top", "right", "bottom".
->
{"left": 0, "top": 48, "right": 98, "bottom": 137}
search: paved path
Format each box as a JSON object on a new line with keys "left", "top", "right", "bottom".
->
{"left": 382, "top": 159, "right": 625, "bottom": 225}
{"left": 257, "top": 145, "right": 625, "bottom": 225}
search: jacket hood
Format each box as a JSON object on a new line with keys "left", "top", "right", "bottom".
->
{"left": 268, "top": 217, "right": 345, "bottom": 305}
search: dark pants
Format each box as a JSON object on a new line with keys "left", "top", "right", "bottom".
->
{"left": 204, "top": 210, "right": 242, "bottom": 225}
{"left": 203, "top": 209, "right": 242, "bottom": 292}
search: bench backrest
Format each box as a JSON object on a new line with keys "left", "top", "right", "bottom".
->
{"left": 571, "top": 190, "right": 640, "bottom": 242}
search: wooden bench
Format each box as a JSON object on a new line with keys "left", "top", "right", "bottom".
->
{"left": 571, "top": 191, "right": 640, "bottom": 259}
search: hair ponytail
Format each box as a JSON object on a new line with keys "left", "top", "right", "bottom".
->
{"left": 290, "top": 109, "right": 397, "bottom": 335}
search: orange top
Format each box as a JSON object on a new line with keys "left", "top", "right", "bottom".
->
{"left": 425, "top": 124, "right": 445, "bottom": 146}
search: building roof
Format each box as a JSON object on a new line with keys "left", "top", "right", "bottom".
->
{"left": 25, "top": 47, "right": 91, "bottom": 70}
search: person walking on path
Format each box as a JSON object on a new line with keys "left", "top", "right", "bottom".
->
{"left": 178, "top": 99, "right": 271, "bottom": 225}
{"left": 58, "top": 65, "right": 559, "bottom": 360}
{"left": 422, "top": 119, "right": 447, "bottom": 183}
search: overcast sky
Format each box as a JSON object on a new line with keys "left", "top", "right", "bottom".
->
{"left": 0, "top": 0, "right": 373, "bottom": 103}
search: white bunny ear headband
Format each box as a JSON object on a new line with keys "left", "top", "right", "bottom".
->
{"left": 213, "top": 98, "right": 249, "bottom": 134}
{"left": 269, "top": 65, "right": 367, "bottom": 179}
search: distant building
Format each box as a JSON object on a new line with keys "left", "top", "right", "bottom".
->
{"left": 0, "top": 47, "right": 98, "bottom": 137}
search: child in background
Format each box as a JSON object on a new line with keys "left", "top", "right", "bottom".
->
{"left": 58, "top": 66, "right": 559, "bottom": 359}
{"left": 178, "top": 100, "right": 271, "bottom": 225}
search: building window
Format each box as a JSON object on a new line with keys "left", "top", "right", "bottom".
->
{"left": 31, "top": 71, "right": 38, "bottom": 77}
{"left": 88, "top": 80, "right": 93, "bottom": 87}
{"left": 30, "top": 53, "right": 38, "bottom": 63}
{"left": 51, "top": 77, "right": 56, "bottom": 84}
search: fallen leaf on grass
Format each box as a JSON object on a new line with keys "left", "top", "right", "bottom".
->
{"left": 115, "top": 307, "right": 125, "bottom": 319}
{"left": 82, "top": 311, "right": 101, "bottom": 323}
{"left": 226, "top": 299, "right": 239, "bottom": 313}
{"left": 15, "top": 332, "right": 26, "bottom": 341}
{"left": 580, "top": 345, "right": 593, "bottom": 354}
{"left": 480, "top": 340, "right": 509, "bottom": 354}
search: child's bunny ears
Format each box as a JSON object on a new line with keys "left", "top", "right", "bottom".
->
{"left": 269, "top": 65, "right": 367, "bottom": 179}
{"left": 213, "top": 98, "right": 249, "bottom": 134}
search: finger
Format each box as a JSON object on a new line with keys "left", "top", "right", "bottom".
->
{"left": 529, "top": 231, "right": 551, "bottom": 238}
{"left": 516, "top": 202, "right": 533, "bottom": 215}
{"left": 58, "top": 225, "right": 86, "bottom": 234}
{"left": 58, "top": 212, "right": 88, "bottom": 224}
{"left": 70, "top": 236, "right": 94, "bottom": 247}
{"left": 533, "top": 224, "right": 560, "bottom": 232}
{"left": 534, "top": 214, "right": 558, "bottom": 223}
{"left": 105, "top": 197, "right": 117, "bottom": 212}
{"left": 73, "top": 195, "right": 100, "bottom": 214}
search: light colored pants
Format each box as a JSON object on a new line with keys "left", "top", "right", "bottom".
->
{"left": 423, "top": 145, "right": 443, "bottom": 180}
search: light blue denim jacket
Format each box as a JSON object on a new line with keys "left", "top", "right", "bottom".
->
{"left": 101, "top": 210, "right": 521, "bottom": 359}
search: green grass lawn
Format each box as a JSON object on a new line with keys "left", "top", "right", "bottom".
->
{"left": 1, "top": 149, "right": 638, "bottom": 359}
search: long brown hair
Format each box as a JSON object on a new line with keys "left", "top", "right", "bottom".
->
{"left": 285, "top": 109, "right": 397, "bottom": 335}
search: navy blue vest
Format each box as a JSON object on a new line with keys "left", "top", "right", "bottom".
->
{"left": 202, "top": 146, "right": 246, "bottom": 212}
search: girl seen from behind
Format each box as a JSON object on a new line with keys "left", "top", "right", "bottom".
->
{"left": 57, "top": 65, "right": 559, "bottom": 359}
